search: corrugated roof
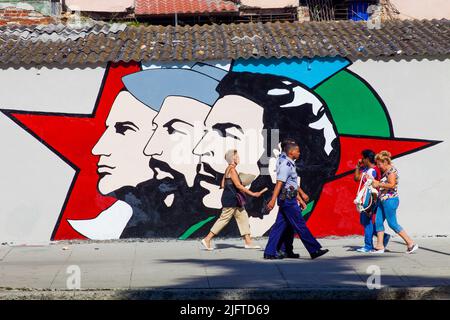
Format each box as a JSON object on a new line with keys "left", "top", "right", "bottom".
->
{"left": 135, "top": 0, "right": 239, "bottom": 16}
{"left": 0, "top": 19, "right": 449, "bottom": 65}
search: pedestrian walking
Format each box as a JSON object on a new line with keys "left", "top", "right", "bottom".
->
{"left": 201, "top": 149, "right": 266, "bottom": 250}
{"left": 263, "top": 142, "right": 328, "bottom": 260}
{"left": 354, "top": 149, "right": 391, "bottom": 252}
{"left": 370, "top": 151, "right": 419, "bottom": 254}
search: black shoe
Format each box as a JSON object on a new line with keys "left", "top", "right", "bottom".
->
{"left": 285, "top": 252, "right": 300, "bottom": 259}
{"left": 277, "top": 250, "right": 300, "bottom": 259}
{"left": 310, "top": 248, "right": 329, "bottom": 260}
{"left": 264, "top": 253, "right": 284, "bottom": 260}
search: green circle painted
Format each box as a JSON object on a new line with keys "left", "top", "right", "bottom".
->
{"left": 315, "top": 70, "right": 391, "bottom": 137}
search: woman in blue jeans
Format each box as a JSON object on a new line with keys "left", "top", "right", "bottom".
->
{"left": 354, "top": 149, "right": 390, "bottom": 253}
{"left": 370, "top": 151, "right": 419, "bottom": 254}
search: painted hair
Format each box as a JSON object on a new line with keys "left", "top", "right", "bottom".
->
{"left": 225, "top": 149, "right": 238, "bottom": 164}
{"left": 216, "top": 71, "right": 339, "bottom": 219}
{"left": 376, "top": 150, "right": 392, "bottom": 164}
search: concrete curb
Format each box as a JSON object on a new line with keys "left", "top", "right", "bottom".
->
{"left": 1, "top": 286, "right": 449, "bottom": 300}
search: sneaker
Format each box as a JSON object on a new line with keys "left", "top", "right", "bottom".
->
{"left": 383, "top": 234, "right": 391, "bottom": 248}
{"left": 201, "top": 239, "right": 214, "bottom": 251}
{"left": 356, "top": 247, "right": 372, "bottom": 253}
{"left": 370, "top": 248, "right": 385, "bottom": 254}
{"left": 406, "top": 243, "right": 419, "bottom": 254}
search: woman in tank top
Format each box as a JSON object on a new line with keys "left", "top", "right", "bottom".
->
{"left": 370, "top": 151, "right": 419, "bottom": 254}
{"left": 201, "top": 149, "right": 266, "bottom": 250}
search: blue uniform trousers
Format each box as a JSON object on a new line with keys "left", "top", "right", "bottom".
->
{"left": 264, "top": 198, "right": 321, "bottom": 256}
{"left": 278, "top": 226, "right": 294, "bottom": 254}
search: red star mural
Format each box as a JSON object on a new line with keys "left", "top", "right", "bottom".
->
{"left": 1, "top": 62, "right": 441, "bottom": 239}
{"left": 3, "top": 62, "right": 141, "bottom": 240}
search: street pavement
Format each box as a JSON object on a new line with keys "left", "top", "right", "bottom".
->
{"left": 0, "top": 236, "right": 449, "bottom": 299}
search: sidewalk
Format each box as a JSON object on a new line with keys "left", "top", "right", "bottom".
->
{"left": 0, "top": 236, "right": 449, "bottom": 299}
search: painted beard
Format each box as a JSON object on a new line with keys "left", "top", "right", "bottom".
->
{"left": 195, "top": 161, "right": 223, "bottom": 188}
{"left": 112, "top": 157, "right": 219, "bottom": 238}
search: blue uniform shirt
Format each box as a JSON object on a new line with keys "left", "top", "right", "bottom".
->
{"left": 276, "top": 155, "right": 298, "bottom": 190}
{"left": 275, "top": 152, "right": 287, "bottom": 172}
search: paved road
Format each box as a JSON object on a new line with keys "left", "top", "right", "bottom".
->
{"left": 0, "top": 236, "right": 449, "bottom": 299}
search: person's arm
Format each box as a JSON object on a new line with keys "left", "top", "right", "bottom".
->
{"left": 267, "top": 181, "right": 283, "bottom": 211}
{"left": 354, "top": 159, "right": 363, "bottom": 182}
{"left": 298, "top": 187, "right": 309, "bottom": 203}
{"left": 296, "top": 187, "right": 308, "bottom": 210}
{"left": 229, "top": 168, "right": 261, "bottom": 197}
{"left": 267, "top": 160, "right": 290, "bottom": 211}
{"left": 220, "top": 167, "right": 227, "bottom": 189}
{"left": 372, "top": 172, "right": 396, "bottom": 190}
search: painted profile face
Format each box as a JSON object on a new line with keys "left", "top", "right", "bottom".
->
{"left": 193, "top": 95, "right": 265, "bottom": 208}
{"left": 92, "top": 91, "right": 157, "bottom": 195}
{"left": 144, "top": 96, "right": 211, "bottom": 187}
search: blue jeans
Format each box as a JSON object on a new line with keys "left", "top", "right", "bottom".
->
{"left": 375, "top": 197, "right": 403, "bottom": 233}
{"left": 360, "top": 212, "right": 375, "bottom": 250}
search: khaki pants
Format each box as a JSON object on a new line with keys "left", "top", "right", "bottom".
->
{"left": 210, "top": 207, "right": 251, "bottom": 236}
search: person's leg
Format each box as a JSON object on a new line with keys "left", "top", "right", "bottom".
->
{"left": 369, "top": 205, "right": 390, "bottom": 249}
{"left": 264, "top": 209, "right": 289, "bottom": 257}
{"left": 374, "top": 202, "right": 386, "bottom": 250}
{"left": 359, "top": 212, "right": 374, "bottom": 251}
{"left": 278, "top": 226, "right": 294, "bottom": 254}
{"left": 283, "top": 199, "right": 322, "bottom": 255}
{"left": 384, "top": 198, "right": 415, "bottom": 248}
{"left": 204, "top": 207, "right": 234, "bottom": 247}
{"left": 233, "top": 208, "right": 257, "bottom": 246}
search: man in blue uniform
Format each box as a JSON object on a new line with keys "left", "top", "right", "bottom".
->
{"left": 264, "top": 142, "right": 329, "bottom": 260}
{"left": 276, "top": 139, "right": 309, "bottom": 259}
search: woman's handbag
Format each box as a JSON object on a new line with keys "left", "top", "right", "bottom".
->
{"left": 235, "top": 191, "right": 247, "bottom": 208}
{"left": 227, "top": 168, "right": 247, "bottom": 208}
{"left": 354, "top": 174, "right": 378, "bottom": 217}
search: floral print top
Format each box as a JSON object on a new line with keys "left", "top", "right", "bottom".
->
{"left": 379, "top": 166, "right": 399, "bottom": 201}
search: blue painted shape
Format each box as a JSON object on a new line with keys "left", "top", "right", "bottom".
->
{"left": 123, "top": 67, "right": 223, "bottom": 111}
{"left": 231, "top": 57, "right": 351, "bottom": 88}
{"left": 349, "top": 1, "right": 370, "bottom": 21}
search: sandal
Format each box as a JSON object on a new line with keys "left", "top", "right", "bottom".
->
{"left": 244, "top": 244, "right": 261, "bottom": 249}
{"left": 201, "top": 239, "right": 214, "bottom": 251}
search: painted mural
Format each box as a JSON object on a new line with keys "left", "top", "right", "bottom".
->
{"left": 0, "top": 57, "right": 441, "bottom": 241}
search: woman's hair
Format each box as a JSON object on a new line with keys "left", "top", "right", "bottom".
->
{"left": 376, "top": 150, "right": 392, "bottom": 164}
{"left": 362, "top": 149, "right": 376, "bottom": 164}
{"left": 225, "top": 149, "right": 238, "bottom": 164}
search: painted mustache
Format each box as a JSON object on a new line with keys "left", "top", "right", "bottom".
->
{"left": 196, "top": 162, "right": 223, "bottom": 185}
{"left": 97, "top": 164, "right": 115, "bottom": 178}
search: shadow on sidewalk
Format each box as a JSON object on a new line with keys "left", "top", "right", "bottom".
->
{"left": 122, "top": 254, "right": 450, "bottom": 300}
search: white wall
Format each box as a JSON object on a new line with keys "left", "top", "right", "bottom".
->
{"left": 240, "top": 0, "right": 298, "bottom": 8}
{"left": 65, "top": 0, "right": 134, "bottom": 12}
{"left": 349, "top": 58, "right": 450, "bottom": 236}
{"left": 0, "top": 65, "right": 105, "bottom": 244}
{"left": 0, "top": 65, "right": 105, "bottom": 113}
{"left": 0, "top": 58, "right": 449, "bottom": 242}
{"left": 390, "top": 0, "right": 450, "bottom": 20}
